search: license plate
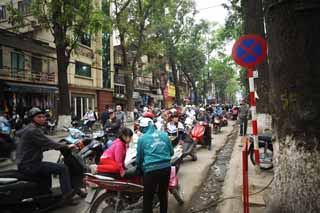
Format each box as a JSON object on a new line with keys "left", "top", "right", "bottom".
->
{"left": 85, "top": 187, "right": 96, "bottom": 203}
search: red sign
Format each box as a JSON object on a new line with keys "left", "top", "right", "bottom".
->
{"left": 232, "top": 35, "right": 267, "bottom": 68}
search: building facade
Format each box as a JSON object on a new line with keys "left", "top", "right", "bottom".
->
{"left": 0, "top": 0, "right": 113, "bottom": 118}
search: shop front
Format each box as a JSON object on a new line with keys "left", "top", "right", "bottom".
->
{"left": 1, "top": 82, "right": 57, "bottom": 117}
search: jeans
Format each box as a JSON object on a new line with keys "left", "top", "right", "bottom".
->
{"left": 240, "top": 117, "right": 248, "bottom": 136}
{"left": 19, "top": 161, "right": 73, "bottom": 195}
{"left": 143, "top": 167, "right": 171, "bottom": 213}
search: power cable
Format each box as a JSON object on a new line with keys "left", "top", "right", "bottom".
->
{"left": 197, "top": 4, "right": 223, "bottom": 11}
{"left": 190, "top": 177, "right": 274, "bottom": 213}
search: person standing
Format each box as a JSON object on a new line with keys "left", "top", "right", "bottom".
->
{"left": 136, "top": 118, "right": 173, "bottom": 213}
{"left": 239, "top": 100, "right": 250, "bottom": 136}
{"left": 115, "top": 105, "right": 126, "bottom": 127}
{"left": 100, "top": 105, "right": 110, "bottom": 126}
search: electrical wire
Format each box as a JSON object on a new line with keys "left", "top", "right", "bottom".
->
{"left": 190, "top": 177, "right": 274, "bottom": 213}
{"left": 197, "top": 4, "right": 223, "bottom": 11}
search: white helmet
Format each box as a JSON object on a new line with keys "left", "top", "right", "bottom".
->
{"left": 139, "top": 117, "right": 154, "bottom": 127}
{"left": 199, "top": 107, "right": 205, "bottom": 112}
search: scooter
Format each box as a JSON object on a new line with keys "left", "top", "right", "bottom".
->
{"left": 0, "top": 148, "right": 85, "bottom": 213}
{"left": 212, "top": 115, "right": 222, "bottom": 134}
{"left": 0, "top": 119, "right": 16, "bottom": 162}
{"left": 84, "top": 145, "right": 184, "bottom": 213}
{"left": 191, "top": 121, "right": 211, "bottom": 150}
{"left": 58, "top": 128, "right": 106, "bottom": 166}
{"left": 248, "top": 133, "right": 273, "bottom": 170}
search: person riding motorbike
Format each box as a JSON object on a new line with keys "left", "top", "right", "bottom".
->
{"left": 16, "top": 107, "right": 81, "bottom": 205}
{"left": 136, "top": 117, "right": 174, "bottom": 213}
{"left": 95, "top": 128, "right": 134, "bottom": 178}
{"left": 104, "top": 109, "right": 121, "bottom": 149}
{"left": 166, "top": 112, "right": 185, "bottom": 147}
{"left": 196, "top": 108, "right": 212, "bottom": 150}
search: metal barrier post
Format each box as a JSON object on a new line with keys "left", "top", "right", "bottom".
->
{"left": 242, "top": 137, "right": 249, "bottom": 213}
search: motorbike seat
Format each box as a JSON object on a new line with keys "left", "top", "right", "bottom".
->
{"left": 0, "top": 178, "right": 18, "bottom": 185}
{"left": 0, "top": 170, "right": 43, "bottom": 183}
{"left": 85, "top": 173, "right": 115, "bottom": 180}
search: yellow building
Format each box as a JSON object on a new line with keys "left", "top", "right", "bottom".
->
{"left": 0, "top": 0, "right": 113, "bottom": 118}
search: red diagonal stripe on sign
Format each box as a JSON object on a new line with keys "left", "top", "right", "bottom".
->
{"left": 239, "top": 41, "right": 259, "bottom": 60}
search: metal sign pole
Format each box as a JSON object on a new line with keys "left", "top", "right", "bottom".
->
{"left": 248, "top": 68, "right": 260, "bottom": 168}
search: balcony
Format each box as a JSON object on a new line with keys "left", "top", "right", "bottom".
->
{"left": 0, "top": 67, "right": 57, "bottom": 85}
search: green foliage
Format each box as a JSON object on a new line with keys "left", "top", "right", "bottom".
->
{"left": 207, "top": 56, "right": 239, "bottom": 103}
{"left": 8, "top": 0, "right": 110, "bottom": 55}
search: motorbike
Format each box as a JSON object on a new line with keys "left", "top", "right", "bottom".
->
{"left": 84, "top": 145, "right": 184, "bottom": 213}
{"left": 167, "top": 123, "right": 197, "bottom": 162}
{"left": 0, "top": 148, "right": 85, "bottom": 213}
{"left": 0, "top": 118, "right": 16, "bottom": 162}
{"left": 221, "top": 115, "right": 228, "bottom": 127}
{"left": 248, "top": 133, "right": 273, "bottom": 170}
{"left": 58, "top": 128, "right": 106, "bottom": 166}
{"left": 212, "top": 115, "right": 222, "bottom": 134}
{"left": 191, "top": 121, "right": 211, "bottom": 150}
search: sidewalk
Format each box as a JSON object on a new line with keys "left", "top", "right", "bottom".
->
{"left": 216, "top": 120, "right": 274, "bottom": 213}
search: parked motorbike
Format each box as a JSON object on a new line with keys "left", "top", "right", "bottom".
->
{"left": 84, "top": 145, "right": 184, "bottom": 213}
{"left": 0, "top": 148, "right": 85, "bottom": 213}
{"left": 58, "top": 128, "right": 105, "bottom": 167}
{"left": 0, "top": 118, "right": 16, "bottom": 162}
{"left": 248, "top": 133, "right": 273, "bottom": 170}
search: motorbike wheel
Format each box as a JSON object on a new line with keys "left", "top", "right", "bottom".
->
{"left": 90, "top": 192, "right": 127, "bottom": 213}
{"left": 171, "top": 183, "right": 184, "bottom": 206}
{"left": 249, "top": 144, "right": 273, "bottom": 170}
{"left": 190, "top": 149, "right": 197, "bottom": 161}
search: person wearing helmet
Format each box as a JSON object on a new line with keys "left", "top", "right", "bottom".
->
{"left": 136, "top": 117, "right": 173, "bottom": 213}
{"left": 143, "top": 111, "right": 154, "bottom": 119}
{"left": 16, "top": 107, "right": 79, "bottom": 204}
{"left": 197, "top": 107, "right": 212, "bottom": 150}
{"left": 166, "top": 112, "right": 185, "bottom": 147}
{"left": 104, "top": 109, "right": 121, "bottom": 149}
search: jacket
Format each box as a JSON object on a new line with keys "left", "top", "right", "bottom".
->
{"left": 136, "top": 124, "right": 174, "bottom": 174}
{"left": 16, "top": 123, "right": 65, "bottom": 169}
{"left": 97, "top": 138, "right": 127, "bottom": 174}
{"left": 103, "top": 117, "right": 121, "bottom": 135}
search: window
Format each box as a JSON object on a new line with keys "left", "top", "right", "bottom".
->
{"left": 0, "top": 5, "right": 6, "bottom": 20}
{"left": 79, "top": 33, "right": 91, "bottom": 47}
{"left": 75, "top": 62, "right": 91, "bottom": 77}
{"left": 18, "top": 0, "right": 31, "bottom": 14}
{"left": 32, "top": 56, "right": 42, "bottom": 73}
{"left": 11, "top": 52, "right": 25, "bottom": 72}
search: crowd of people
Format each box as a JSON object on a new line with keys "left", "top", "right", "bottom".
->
{"left": 0, "top": 100, "right": 250, "bottom": 212}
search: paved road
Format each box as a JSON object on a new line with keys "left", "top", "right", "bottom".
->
{"left": 0, "top": 122, "right": 235, "bottom": 213}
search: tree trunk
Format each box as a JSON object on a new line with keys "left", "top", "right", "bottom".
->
{"left": 169, "top": 57, "right": 181, "bottom": 105}
{"left": 265, "top": 1, "right": 320, "bottom": 212}
{"left": 55, "top": 36, "right": 70, "bottom": 116}
{"left": 119, "top": 34, "right": 134, "bottom": 112}
{"left": 243, "top": 0, "right": 270, "bottom": 112}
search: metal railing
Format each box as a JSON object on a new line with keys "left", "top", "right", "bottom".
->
{"left": 0, "top": 67, "right": 56, "bottom": 84}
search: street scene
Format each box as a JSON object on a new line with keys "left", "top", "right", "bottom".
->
{"left": 0, "top": 0, "right": 319, "bottom": 213}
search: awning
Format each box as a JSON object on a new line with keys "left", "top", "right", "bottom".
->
{"left": 4, "top": 82, "right": 58, "bottom": 94}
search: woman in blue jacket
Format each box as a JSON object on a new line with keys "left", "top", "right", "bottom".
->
{"left": 136, "top": 117, "right": 174, "bottom": 213}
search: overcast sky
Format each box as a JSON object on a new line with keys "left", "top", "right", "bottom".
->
{"left": 195, "top": 0, "right": 228, "bottom": 25}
